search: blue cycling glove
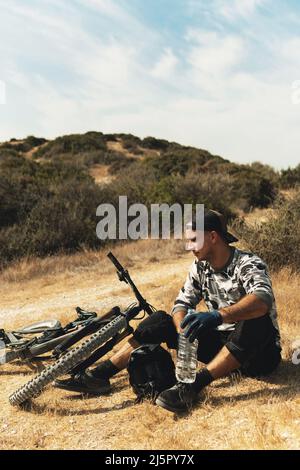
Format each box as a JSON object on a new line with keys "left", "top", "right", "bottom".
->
{"left": 181, "top": 310, "right": 223, "bottom": 343}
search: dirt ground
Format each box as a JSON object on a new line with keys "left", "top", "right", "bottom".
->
{"left": 0, "top": 242, "right": 299, "bottom": 450}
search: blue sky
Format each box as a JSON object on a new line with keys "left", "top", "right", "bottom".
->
{"left": 0, "top": 0, "right": 300, "bottom": 169}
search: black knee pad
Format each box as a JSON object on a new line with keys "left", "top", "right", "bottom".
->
{"left": 132, "top": 310, "right": 178, "bottom": 349}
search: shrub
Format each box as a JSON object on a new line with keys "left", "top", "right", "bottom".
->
{"left": 0, "top": 159, "right": 105, "bottom": 266}
{"left": 47, "top": 149, "right": 127, "bottom": 169}
{"left": 0, "top": 136, "right": 47, "bottom": 153}
{"left": 141, "top": 136, "right": 170, "bottom": 151}
{"left": 232, "top": 191, "right": 300, "bottom": 272}
{"left": 141, "top": 149, "right": 217, "bottom": 178}
{"left": 102, "top": 134, "right": 118, "bottom": 142}
{"left": 0, "top": 148, "right": 20, "bottom": 160}
{"left": 0, "top": 155, "right": 49, "bottom": 228}
{"left": 224, "top": 164, "right": 278, "bottom": 211}
{"left": 146, "top": 172, "right": 236, "bottom": 220}
{"left": 119, "top": 134, "right": 142, "bottom": 154}
{"left": 249, "top": 161, "right": 280, "bottom": 185}
{"left": 109, "top": 156, "right": 136, "bottom": 174}
{"left": 35, "top": 132, "right": 107, "bottom": 158}
{"left": 280, "top": 164, "right": 300, "bottom": 189}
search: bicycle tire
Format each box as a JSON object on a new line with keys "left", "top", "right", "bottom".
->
{"left": 9, "top": 315, "right": 127, "bottom": 406}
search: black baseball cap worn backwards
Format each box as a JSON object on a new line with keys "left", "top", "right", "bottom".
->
{"left": 191, "top": 209, "right": 238, "bottom": 244}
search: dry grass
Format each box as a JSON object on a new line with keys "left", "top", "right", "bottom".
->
{"left": 0, "top": 239, "right": 184, "bottom": 285}
{"left": 0, "top": 240, "right": 299, "bottom": 450}
{"left": 106, "top": 139, "right": 159, "bottom": 160}
{"left": 243, "top": 207, "right": 276, "bottom": 227}
{"left": 106, "top": 140, "right": 141, "bottom": 159}
{"left": 89, "top": 164, "right": 113, "bottom": 184}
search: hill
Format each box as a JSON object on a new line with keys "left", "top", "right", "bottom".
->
{"left": 1, "top": 130, "right": 292, "bottom": 268}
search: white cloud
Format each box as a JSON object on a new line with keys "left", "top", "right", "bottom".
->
{"left": 187, "top": 0, "right": 267, "bottom": 21}
{"left": 151, "top": 48, "right": 178, "bottom": 80}
{"left": 215, "top": 0, "right": 266, "bottom": 20}
{"left": 186, "top": 31, "right": 244, "bottom": 76}
{"left": 78, "top": 0, "right": 132, "bottom": 21}
{"left": 280, "top": 37, "right": 300, "bottom": 64}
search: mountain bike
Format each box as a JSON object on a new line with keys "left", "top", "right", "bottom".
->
{"left": 9, "top": 252, "right": 155, "bottom": 406}
{"left": 0, "top": 308, "right": 97, "bottom": 367}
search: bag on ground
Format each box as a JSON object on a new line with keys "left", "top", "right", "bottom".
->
{"left": 127, "top": 344, "right": 176, "bottom": 402}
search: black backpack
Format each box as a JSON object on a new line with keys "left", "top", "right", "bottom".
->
{"left": 127, "top": 344, "right": 176, "bottom": 402}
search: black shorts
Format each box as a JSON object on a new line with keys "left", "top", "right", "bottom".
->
{"left": 133, "top": 311, "right": 281, "bottom": 377}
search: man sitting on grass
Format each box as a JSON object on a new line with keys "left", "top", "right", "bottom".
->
{"left": 54, "top": 210, "right": 281, "bottom": 413}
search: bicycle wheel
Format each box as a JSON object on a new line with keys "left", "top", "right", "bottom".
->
{"left": 9, "top": 315, "right": 127, "bottom": 406}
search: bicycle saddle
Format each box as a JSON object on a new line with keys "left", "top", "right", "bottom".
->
{"left": 15, "top": 319, "right": 62, "bottom": 334}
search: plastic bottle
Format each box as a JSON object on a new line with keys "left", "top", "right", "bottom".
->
{"left": 175, "top": 309, "right": 199, "bottom": 383}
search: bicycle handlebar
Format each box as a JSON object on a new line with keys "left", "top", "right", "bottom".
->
{"left": 107, "top": 252, "right": 125, "bottom": 273}
{"left": 107, "top": 252, "right": 154, "bottom": 316}
{"left": 55, "top": 253, "right": 155, "bottom": 356}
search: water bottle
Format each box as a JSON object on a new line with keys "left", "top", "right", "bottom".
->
{"left": 176, "top": 310, "right": 199, "bottom": 383}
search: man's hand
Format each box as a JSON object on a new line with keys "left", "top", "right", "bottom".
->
{"left": 181, "top": 311, "right": 223, "bottom": 343}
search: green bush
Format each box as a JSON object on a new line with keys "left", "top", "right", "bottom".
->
{"left": 0, "top": 148, "right": 20, "bottom": 160}
{"left": 102, "top": 134, "right": 118, "bottom": 142}
{"left": 129, "top": 152, "right": 277, "bottom": 211}
{"left": 47, "top": 149, "right": 127, "bottom": 169}
{"left": 232, "top": 191, "right": 300, "bottom": 272}
{"left": 141, "top": 136, "right": 170, "bottom": 151}
{"left": 280, "top": 164, "right": 300, "bottom": 189}
{"left": 106, "top": 162, "right": 235, "bottom": 218}
{"left": 0, "top": 136, "right": 47, "bottom": 153}
{"left": 0, "top": 159, "right": 105, "bottom": 266}
{"left": 249, "top": 161, "right": 280, "bottom": 185}
{"left": 217, "top": 163, "right": 278, "bottom": 211}
{"left": 35, "top": 132, "right": 107, "bottom": 159}
{"left": 141, "top": 149, "right": 218, "bottom": 178}
{"left": 109, "top": 156, "right": 136, "bottom": 174}
{"left": 25, "top": 135, "right": 48, "bottom": 148}
{"left": 118, "top": 134, "right": 142, "bottom": 154}
{"left": 145, "top": 172, "right": 235, "bottom": 220}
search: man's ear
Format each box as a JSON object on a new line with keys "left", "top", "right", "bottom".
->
{"left": 210, "top": 231, "right": 219, "bottom": 244}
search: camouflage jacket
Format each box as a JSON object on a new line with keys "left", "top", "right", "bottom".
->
{"left": 171, "top": 248, "right": 280, "bottom": 345}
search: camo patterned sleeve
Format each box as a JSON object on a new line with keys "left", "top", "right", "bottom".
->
{"left": 171, "top": 261, "right": 203, "bottom": 316}
{"left": 238, "top": 254, "right": 274, "bottom": 309}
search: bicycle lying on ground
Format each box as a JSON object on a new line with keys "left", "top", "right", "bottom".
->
{"left": 9, "top": 252, "right": 155, "bottom": 406}
{"left": 0, "top": 308, "right": 97, "bottom": 367}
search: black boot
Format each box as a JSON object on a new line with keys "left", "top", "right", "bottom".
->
{"left": 155, "top": 369, "right": 213, "bottom": 413}
{"left": 53, "top": 370, "right": 111, "bottom": 395}
{"left": 155, "top": 381, "right": 201, "bottom": 413}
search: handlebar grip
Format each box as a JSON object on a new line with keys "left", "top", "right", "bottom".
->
{"left": 107, "top": 252, "right": 125, "bottom": 272}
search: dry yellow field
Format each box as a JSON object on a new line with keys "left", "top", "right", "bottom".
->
{"left": 0, "top": 240, "right": 299, "bottom": 450}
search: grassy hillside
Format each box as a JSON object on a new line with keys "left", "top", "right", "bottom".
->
{"left": 0, "top": 131, "right": 299, "bottom": 268}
